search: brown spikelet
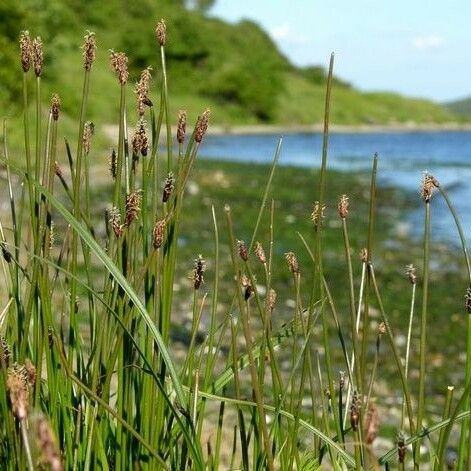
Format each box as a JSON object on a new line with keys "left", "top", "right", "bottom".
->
{"left": 285, "top": 251, "right": 299, "bottom": 275}
{"left": 109, "top": 207, "right": 123, "bottom": 238}
{"left": 420, "top": 172, "right": 440, "bottom": 202}
{"left": 131, "top": 120, "right": 148, "bottom": 157}
{"left": 254, "top": 242, "right": 267, "bottom": 264}
{"left": 51, "top": 94, "right": 60, "bottom": 121}
{"left": 82, "top": 121, "right": 94, "bottom": 154}
{"left": 350, "top": 391, "right": 360, "bottom": 432}
{"left": 0, "top": 336, "right": 11, "bottom": 367}
{"left": 364, "top": 402, "right": 379, "bottom": 445}
{"left": 135, "top": 67, "right": 152, "bottom": 116}
{"left": 125, "top": 191, "right": 142, "bottom": 226}
{"left": 360, "top": 248, "right": 368, "bottom": 263}
{"left": 156, "top": 19, "right": 167, "bottom": 46}
{"left": 465, "top": 287, "right": 471, "bottom": 314}
{"left": 311, "top": 201, "right": 325, "bottom": 229}
{"left": 109, "top": 149, "right": 117, "bottom": 179}
{"left": 83, "top": 31, "right": 96, "bottom": 71}
{"left": 177, "top": 110, "right": 187, "bottom": 144}
{"left": 194, "top": 109, "right": 210, "bottom": 143}
{"left": 7, "top": 365, "right": 29, "bottom": 420}
{"left": 265, "top": 289, "right": 277, "bottom": 314}
{"left": 36, "top": 415, "right": 63, "bottom": 471}
{"left": 241, "top": 275, "right": 253, "bottom": 301}
{"left": 237, "top": 240, "right": 248, "bottom": 262}
{"left": 397, "top": 432, "right": 406, "bottom": 463}
{"left": 338, "top": 194, "right": 349, "bottom": 219}
{"left": 19, "top": 31, "right": 32, "bottom": 72}
{"left": 152, "top": 219, "right": 166, "bottom": 249}
{"left": 406, "top": 264, "right": 417, "bottom": 285}
{"left": 24, "top": 359, "right": 36, "bottom": 386}
{"left": 162, "top": 172, "right": 175, "bottom": 203}
{"left": 192, "top": 255, "right": 205, "bottom": 290}
{"left": 109, "top": 50, "right": 129, "bottom": 85}
{"left": 32, "top": 36, "right": 44, "bottom": 77}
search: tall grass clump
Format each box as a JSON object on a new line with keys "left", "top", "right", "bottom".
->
{"left": 0, "top": 17, "right": 470, "bottom": 471}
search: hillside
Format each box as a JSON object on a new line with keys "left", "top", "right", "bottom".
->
{"left": 446, "top": 97, "right": 471, "bottom": 118}
{"left": 0, "top": 0, "right": 461, "bottom": 129}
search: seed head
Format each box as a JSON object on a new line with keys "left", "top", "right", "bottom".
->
{"left": 0, "top": 336, "right": 11, "bottom": 367}
{"left": 311, "top": 201, "right": 325, "bottom": 229}
{"left": 156, "top": 19, "right": 167, "bottom": 46}
{"left": 465, "top": 287, "right": 471, "bottom": 314}
{"left": 364, "top": 402, "right": 379, "bottom": 445}
{"left": 265, "top": 288, "right": 277, "bottom": 314}
{"left": 338, "top": 194, "right": 349, "bottom": 219}
{"left": 192, "top": 255, "right": 205, "bottom": 290}
{"left": 285, "top": 251, "right": 299, "bottom": 275}
{"left": 135, "top": 67, "right": 152, "bottom": 116}
{"left": 36, "top": 415, "right": 63, "bottom": 471}
{"left": 109, "top": 207, "right": 123, "bottom": 238}
{"left": 237, "top": 240, "right": 248, "bottom": 262}
{"left": 194, "top": 109, "right": 210, "bottom": 143}
{"left": 109, "top": 50, "right": 129, "bottom": 85}
{"left": 2, "top": 245, "right": 12, "bottom": 263}
{"left": 405, "top": 264, "right": 417, "bottom": 285}
{"left": 32, "top": 36, "right": 44, "bottom": 77}
{"left": 397, "top": 432, "right": 406, "bottom": 463}
{"left": 420, "top": 172, "right": 439, "bottom": 202}
{"left": 162, "top": 172, "right": 175, "bottom": 203}
{"left": 350, "top": 391, "right": 360, "bottom": 432}
{"left": 7, "top": 365, "right": 29, "bottom": 420}
{"left": 83, "top": 31, "right": 96, "bottom": 71}
{"left": 125, "top": 190, "right": 142, "bottom": 227}
{"left": 24, "top": 359, "right": 36, "bottom": 386}
{"left": 360, "top": 248, "right": 368, "bottom": 263}
{"left": 131, "top": 120, "right": 149, "bottom": 157}
{"left": 254, "top": 242, "right": 267, "bottom": 264}
{"left": 19, "top": 31, "right": 32, "bottom": 72}
{"left": 177, "top": 110, "right": 187, "bottom": 144}
{"left": 82, "top": 121, "right": 94, "bottom": 154}
{"left": 378, "top": 322, "right": 387, "bottom": 336}
{"left": 152, "top": 219, "right": 166, "bottom": 249}
{"left": 50, "top": 94, "right": 60, "bottom": 121}
{"left": 241, "top": 274, "right": 253, "bottom": 301}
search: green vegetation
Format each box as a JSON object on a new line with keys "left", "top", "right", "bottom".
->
{"left": 0, "top": 0, "right": 461, "bottom": 129}
{"left": 446, "top": 96, "right": 471, "bottom": 118}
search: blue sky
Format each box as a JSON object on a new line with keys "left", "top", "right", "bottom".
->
{"left": 210, "top": 1, "right": 470, "bottom": 102}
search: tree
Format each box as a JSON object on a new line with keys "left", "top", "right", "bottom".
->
{"left": 184, "top": 0, "right": 216, "bottom": 13}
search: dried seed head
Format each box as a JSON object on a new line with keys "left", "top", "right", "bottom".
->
{"left": 54, "top": 162, "right": 62, "bottom": 179}
{"left": 405, "top": 264, "right": 417, "bottom": 285}
{"left": 24, "top": 359, "right": 36, "bottom": 386}
{"left": 109, "top": 50, "right": 129, "bottom": 85}
{"left": 135, "top": 67, "right": 152, "bottom": 116}
{"left": 109, "top": 207, "right": 123, "bottom": 238}
{"left": 285, "top": 251, "right": 299, "bottom": 275}
{"left": 131, "top": 120, "right": 148, "bottom": 156}
{"left": 156, "top": 19, "right": 167, "bottom": 46}
{"left": 350, "top": 391, "right": 360, "bottom": 432}
{"left": 420, "top": 172, "right": 440, "bottom": 202}
{"left": 241, "top": 275, "right": 253, "bottom": 301}
{"left": 32, "top": 36, "right": 44, "bottom": 77}
{"left": 192, "top": 255, "right": 205, "bottom": 290}
{"left": 254, "top": 242, "right": 267, "bottom": 265}
{"left": 311, "top": 201, "right": 325, "bottom": 229}
{"left": 19, "top": 31, "right": 32, "bottom": 72}
{"left": 83, "top": 31, "right": 96, "bottom": 71}
{"left": 465, "top": 287, "right": 471, "bottom": 314}
{"left": 265, "top": 288, "right": 277, "bottom": 314}
{"left": 0, "top": 336, "right": 11, "bottom": 367}
{"left": 7, "top": 365, "right": 29, "bottom": 420}
{"left": 378, "top": 322, "right": 387, "bottom": 336}
{"left": 397, "top": 432, "right": 406, "bottom": 463}
{"left": 360, "top": 248, "right": 368, "bottom": 263}
{"left": 338, "top": 194, "right": 349, "bottom": 219}
{"left": 125, "top": 190, "right": 142, "bottom": 226}
{"left": 364, "top": 402, "right": 379, "bottom": 445}
{"left": 237, "top": 240, "right": 248, "bottom": 262}
{"left": 162, "top": 172, "right": 175, "bottom": 203}
{"left": 194, "top": 109, "right": 210, "bottom": 143}
{"left": 152, "top": 219, "right": 166, "bottom": 249}
{"left": 36, "top": 415, "right": 63, "bottom": 471}
{"left": 177, "top": 110, "right": 187, "bottom": 144}
{"left": 109, "top": 149, "right": 117, "bottom": 179}
{"left": 82, "top": 121, "right": 94, "bottom": 154}
{"left": 51, "top": 94, "right": 60, "bottom": 121}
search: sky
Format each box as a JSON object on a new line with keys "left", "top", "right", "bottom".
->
{"left": 209, "top": 0, "right": 471, "bottom": 102}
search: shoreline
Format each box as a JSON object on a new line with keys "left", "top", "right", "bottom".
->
{"left": 207, "top": 122, "right": 471, "bottom": 135}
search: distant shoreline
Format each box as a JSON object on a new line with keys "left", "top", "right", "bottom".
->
{"left": 207, "top": 122, "right": 471, "bottom": 135}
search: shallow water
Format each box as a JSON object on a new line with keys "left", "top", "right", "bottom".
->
{"left": 202, "top": 131, "right": 471, "bottom": 243}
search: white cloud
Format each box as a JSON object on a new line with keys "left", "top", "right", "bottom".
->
{"left": 270, "top": 23, "right": 307, "bottom": 45}
{"left": 412, "top": 35, "right": 445, "bottom": 50}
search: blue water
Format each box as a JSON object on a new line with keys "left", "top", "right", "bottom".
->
{"left": 201, "top": 131, "right": 471, "bottom": 242}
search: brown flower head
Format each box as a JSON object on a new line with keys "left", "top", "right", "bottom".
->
{"left": 135, "top": 67, "right": 152, "bottom": 116}
{"left": 254, "top": 242, "right": 267, "bottom": 265}
{"left": 109, "top": 50, "right": 128, "bottom": 85}
{"left": 0, "top": 336, "right": 11, "bottom": 367}
{"left": 237, "top": 240, "right": 248, "bottom": 262}
{"left": 364, "top": 402, "right": 379, "bottom": 445}
{"left": 265, "top": 288, "right": 277, "bottom": 314}
{"left": 32, "top": 36, "right": 44, "bottom": 77}
{"left": 241, "top": 274, "right": 253, "bottom": 301}
{"left": 420, "top": 172, "right": 440, "bottom": 202}
{"left": 350, "top": 391, "right": 360, "bottom": 432}
{"left": 192, "top": 255, "right": 205, "bottom": 290}
{"left": 51, "top": 94, "right": 60, "bottom": 121}
{"left": 397, "top": 432, "right": 406, "bottom": 463}
{"left": 152, "top": 219, "right": 166, "bottom": 249}
{"left": 156, "top": 19, "right": 167, "bottom": 46}
{"left": 83, "top": 31, "right": 96, "bottom": 71}
{"left": 311, "top": 201, "right": 325, "bottom": 229}
{"left": 177, "top": 110, "right": 187, "bottom": 144}
{"left": 7, "top": 364, "right": 29, "bottom": 420}
{"left": 285, "top": 251, "right": 299, "bottom": 275}
{"left": 82, "top": 121, "right": 94, "bottom": 154}
{"left": 125, "top": 190, "right": 142, "bottom": 227}
{"left": 360, "top": 248, "right": 368, "bottom": 263}
{"left": 131, "top": 119, "right": 148, "bottom": 157}
{"left": 109, "top": 149, "right": 117, "bottom": 179}
{"left": 194, "top": 109, "right": 210, "bottom": 143}
{"left": 162, "top": 172, "right": 175, "bottom": 203}
{"left": 108, "top": 207, "right": 123, "bottom": 238}
{"left": 338, "top": 194, "right": 349, "bottom": 219}
{"left": 19, "top": 31, "right": 32, "bottom": 72}
{"left": 35, "top": 415, "right": 63, "bottom": 471}
{"left": 405, "top": 264, "right": 417, "bottom": 285}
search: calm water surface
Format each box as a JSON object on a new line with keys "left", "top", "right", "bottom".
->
{"left": 202, "top": 131, "right": 471, "bottom": 242}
